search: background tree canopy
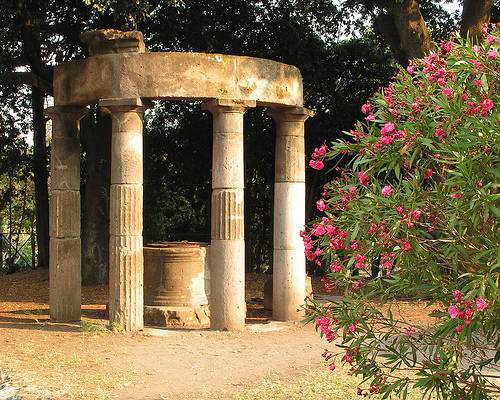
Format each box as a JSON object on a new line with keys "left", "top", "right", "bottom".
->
{"left": 0, "top": 0, "right": 497, "bottom": 281}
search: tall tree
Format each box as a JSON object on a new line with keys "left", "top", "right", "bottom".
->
{"left": 341, "top": 0, "right": 497, "bottom": 65}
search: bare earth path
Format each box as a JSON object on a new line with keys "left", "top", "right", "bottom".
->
{"left": 0, "top": 270, "right": 436, "bottom": 400}
{"left": 0, "top": 269, "right": 326, "bottom": 400}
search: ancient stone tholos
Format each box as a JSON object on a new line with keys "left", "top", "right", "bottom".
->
{"left": 47, "top": 29, "right": 313, "bottom": 331}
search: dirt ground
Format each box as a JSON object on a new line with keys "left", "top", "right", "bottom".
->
{"left": 0, "top": 269, "right": 435, "bottom": 400}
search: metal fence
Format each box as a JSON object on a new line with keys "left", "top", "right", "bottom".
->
{"left": 0, "top": 232, "right": 36, "bottom": 273}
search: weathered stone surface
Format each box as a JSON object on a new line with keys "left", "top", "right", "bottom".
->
{"left": 109, "top": 235, "right": 144, "bottom": 331}
{"left": 49, "top": 237, "right": 81, "bottom": 322}
{"left": 81, "top": 29, "right": 146, "bottom": 56}
{"left": 109, "top": 185, "right": 143, "bottom": 236}
{"left": 54, "top": 52, "right": 303, "bottom": 107}
{"left": 144, "top": 305, "right": 210, "bottom": 329}
{"left": 211, "top": 189, "right": 244, "bottom": 240}
{"left": 49, "top": 190, "right": 80, "bottom": 238}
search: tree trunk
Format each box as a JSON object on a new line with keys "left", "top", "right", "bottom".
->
{"left": 31, "top": 87, "right": 49, "bottom": 268}
{"left": 375, "top": 0, "right": 432, "bottom": 66}
{"left": 81, "top": 110, "right": 111, "bottom": 285}
{"left": 460, "top": 0, "right": 494, "bottom": 42}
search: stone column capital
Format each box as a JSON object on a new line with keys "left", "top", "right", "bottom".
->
{"left": 267, "top": 106, "right": 315, "bottom": 123}
{"left": 44, "top": 106, "right": 89, "bottom": 124}
{"left": 99, "top": 97, "right": 151, "bottom": 114}
{"left": 202, "top": 98, "right": 256, "bottom": 114}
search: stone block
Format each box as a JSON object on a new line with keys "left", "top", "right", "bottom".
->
{"left": 144, "top": 305, "right": 210, "bottom": 329}
{"left": 49, "top": 237, "right": 81, "bottom": 322}
{"left": 109, "top": 184, "right": 143, "bottom": 236}
{"left": 110, "top": 129, "right": 143, "bottom": 184}
{"left": 109, "top": 235, "right": 144, "bottom": 331}
{"left": 275, "top": 135, "right": 305, "bottom": 183}
{"left": 49, "top": 190, "right": 80, "bottom": 238}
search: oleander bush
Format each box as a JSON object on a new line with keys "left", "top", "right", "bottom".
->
{"left": 303, "top": 25, "right": 499, "bottom": 399}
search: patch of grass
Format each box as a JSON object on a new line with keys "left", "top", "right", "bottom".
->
{"left": 80, "top": 320, "right": 110, "bottom": 333}
{"left": 235, "top": 366, "right": 425, "bottom": 400}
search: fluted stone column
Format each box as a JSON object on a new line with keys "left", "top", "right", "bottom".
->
{"left": 100, "top": 98, "right": 145, "bottom": 331}
{"left": 45, "top": 106, "right": 88, "bottom": 322}
{"left": 269, "top": 107, "right": 314, "bottom": 321}
{"left": 203, "top": 99, "right": 255, "bottom": 331}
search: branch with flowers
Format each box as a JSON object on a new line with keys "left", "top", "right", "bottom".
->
{"left": 303, "top": 24, "right": 499, "bottom": 399}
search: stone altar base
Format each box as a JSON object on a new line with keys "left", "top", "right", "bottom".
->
{"left": 144, "top": 305, "right": 210, "bottom": 329}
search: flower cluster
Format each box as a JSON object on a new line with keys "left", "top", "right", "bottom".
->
{"left": 448, "top": 290, "right": 489, "bottom": 333}
{"left": 315, "top": 316, "right": 335, "bottom": 342}
{"left": 309, "top": 143, "right": 327, "bottom": 170}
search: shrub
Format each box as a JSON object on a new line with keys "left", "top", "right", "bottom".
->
{"left": 304, "top": 26, "right": 499, "bottom": 399}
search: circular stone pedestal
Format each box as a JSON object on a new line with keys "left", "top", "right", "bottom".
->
{"left": 144, "top": 242, "right": 210, "bottom": 328}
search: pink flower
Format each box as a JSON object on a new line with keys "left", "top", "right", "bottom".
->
{"left": 354, "top": 253, "right": 366, "bottom": 269}
{"left": 381, "top": 185, "right": 393, "bottom": 197}
{"left": 401, "top": 241, "right": 412, "bottom": 252}
{"left": 448, "top": 305, "right": 461, "bottom": 319}
{"left": 343, "top": 350, "right": 353, "bottom": 365}
{"left": 329, "top": 261, "right": 342, "bottom": 273}
{"left": 476, "top": 298, "right": 488, "bottom": 312}
{"left": 472, "top": 45, "right": 481, "bottom": 55}
{"left": 347, "top": 323, "right": 357, "bottom": 334}
{"left": 361, "top": 103, "right": 373, "bottom": 115}
{"left": 358, "top": 171, "right": 368, "bottom": 187}
{"left": 365, "top": 114, "right": 375, "bottom": 121}
{"left": 315, "top": 144, "right": 328, "bottom": 157}
{"left": 309, "top": 159, "right": 324, "bottom": 170}
{"left": 487, "top": 35, "right": 496, "bottom": 45}
{"left": 396, "top": 205, "right": 405, "bottom": 215}
{"left": 441, "top": 88, "right": 453, "bottom": 98}
{"left": 441, "top": 41, "right": 453, "bottom": 54}
{"left": 487, "top": 49, "right": 497, "bottom": 60}
{"left": 424, "top": 169, "right": 433, "bottom": 180}
{"left": 316, "top": 199, "right": 327, "bottom": 212}
{"left": 481, "top": 98, "right": 494, "bottom": 114}
{"left": 456, "top": 324, "right": 463, "bottom": 334}
{"left": 329, "top": 363, "right": 336, "bottom": 371}
{"left": 350, "top": 240, "right": 359, "bottom": 251}
{"left": 380, "top": 122, "right": 395, "bottom": 135}
{"left": 410, "top": 209, "right": 422, "bottom": 220}
{"left": 348, "top": 186, "right": 356, "bottom": 194}
{"left": 406, "top": 65, "right": 414, "bottom": 74}
{"left": 450, "top": 193, "right": 462, "bottom": 199}
{"left": 437, "top": 77, "right": 447, "bottom": 86}
{"left": 403, "top": 326, "right": 416, "bottom": 336}
{"left": 435, "top": 127, "right": 446, "bottom": 142}
{"left": 452, "top": 290, "right": 462, "bottom": 303}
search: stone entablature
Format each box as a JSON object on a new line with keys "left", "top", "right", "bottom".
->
{"left": 53, "top": 52, "right": 303, "bottom": 107}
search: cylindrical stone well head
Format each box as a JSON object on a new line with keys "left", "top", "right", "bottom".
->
{"left": 144, "top": 242, "right": 210, "bottom": 307}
